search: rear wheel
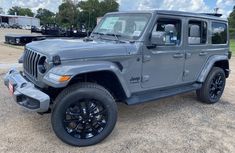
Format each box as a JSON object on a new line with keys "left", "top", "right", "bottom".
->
{"left": 51, "top": 83, "right": 117, "bottom": 146}
{"left": 196, "top": 67, "right": 226, "bottom": 104}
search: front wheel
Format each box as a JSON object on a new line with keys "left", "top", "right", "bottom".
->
{"left": 51, "top": 83, "right": 117, "bottom": 147}
{"left": 196, "top": 67, "right": 226, "bottom": 104}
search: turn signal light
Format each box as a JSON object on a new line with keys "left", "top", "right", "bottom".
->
{"left": 59, "top": 75, "right": 71, "bottom": 82}
{"left": 48, "top": 73, "right": 71, "bottom": 82}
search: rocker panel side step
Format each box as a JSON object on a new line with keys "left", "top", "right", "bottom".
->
{"left": 126, "top": 83, "right": 202, "bottom": 105}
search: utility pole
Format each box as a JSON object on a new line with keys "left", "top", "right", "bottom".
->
{"left": 88, "top": 10, "right": 91, "bottom": 30}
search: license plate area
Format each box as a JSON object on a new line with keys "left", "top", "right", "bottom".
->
{"left": 8, "top": 82, "right": 14, "bottom": 95}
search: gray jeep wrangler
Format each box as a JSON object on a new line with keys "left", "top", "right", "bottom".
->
{"left": 4, "top": 10, "right": 231, "bottom": 146}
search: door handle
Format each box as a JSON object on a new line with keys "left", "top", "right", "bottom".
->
{"left": 199, "top": 52, "right": 208, "bottom": 56}
{"left": 173, "top": 53, "right": 184, "bottom": 58}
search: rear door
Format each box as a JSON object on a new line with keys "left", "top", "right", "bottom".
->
{"left": 183, "top": 18, "right": 209, "bottom": 82}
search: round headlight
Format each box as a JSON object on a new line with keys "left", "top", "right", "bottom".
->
{"left": 38, "top": 56, "right": 47, "bottom": 74}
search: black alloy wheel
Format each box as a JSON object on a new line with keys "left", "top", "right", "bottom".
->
{"left": 64, "top": 99, "right": 108, "bottom": 139}
{"left": 208, "top": 72, "right": 225, "bottom": 101}
{"left": 196, "top": 67, "right": 226, "bottom": 104}
{"left": 52, "top": 83, "right": 117, "bottom": 147}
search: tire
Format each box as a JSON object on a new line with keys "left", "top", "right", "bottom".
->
{"left": 51, "top": 82, "right": 117, "bottom": 147}
{"left": 196, "top": 67, "right": 226, "bottom": 104}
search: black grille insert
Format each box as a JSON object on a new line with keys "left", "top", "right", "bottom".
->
{"left": 23, "top": 48, "right": 41, "bottom": 78}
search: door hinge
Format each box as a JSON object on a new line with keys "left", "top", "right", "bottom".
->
{"left": 143, "top": 55, "right": 151, "bottom": 62}
{"left": 183, "top": 70, "right": 190, "bottom": 77}
{"left": 186, "top": 53, "right": 192, "bottom": 59}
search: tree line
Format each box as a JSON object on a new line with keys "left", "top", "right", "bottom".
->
{"left": 4, "top": 2, "right": 235, "bottom": 36}
{"left": 7, "top": 0, "right": 119, "bottom": 30}
{"left": 229, "top": 6, "right": 235, "bottom": 39}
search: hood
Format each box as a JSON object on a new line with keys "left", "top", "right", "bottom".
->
{"left": 26, "top": 39, "right": 131, "bottom": 61}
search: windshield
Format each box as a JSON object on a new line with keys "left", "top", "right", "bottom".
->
{"left": 93, "top": 13, "right": 151, "bottom": 40}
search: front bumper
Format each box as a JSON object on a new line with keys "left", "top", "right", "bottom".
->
{"left": 4, "top": 68, "right": 50, "bottom": 113}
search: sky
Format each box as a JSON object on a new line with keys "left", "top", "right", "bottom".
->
{"left": 0, "top": 0, "right": 234, "bottom": 17}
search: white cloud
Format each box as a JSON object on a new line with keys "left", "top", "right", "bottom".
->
{"left": 118, "top": 0, "right": 210, "bottom": 13}
{"left": 0, "top": 0, "right": 63, "bottom": 14}
{"left": 0, "top": 0, "right": 234, "bottom": 18}
{"left": 160, "top": 0, "right": 209, "bottom": 12}
{"left": 216, "top": 0, "right": 234, "bottom": 6}
{"left": 118, "top": 0, "right": 234, "bottom": 17}
{"left": 216, "top": 0, "right": 235, "bottom": 17}
{"left": 137, "top": 0, "right": 153, "bottom": 10}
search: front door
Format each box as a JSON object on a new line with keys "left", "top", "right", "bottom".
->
{"left": 141, "top": 16, "right": 185, "bottom": 89}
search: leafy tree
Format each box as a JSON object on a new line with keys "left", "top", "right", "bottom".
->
{"left": 8, "top": 6, "right": 34, "bottom": 17}
{"left": 56, "top": 0, "right": 119, "bottom": 29}
{"left": 78, "top": 0, "right": 100, "bottom": 30}
{"left": 228, "top": 6, "right": 235, "bottom": 39}
{"left": 36, "top": 8, "right": 55, "bottom": 25}
{"left": 229, "top": 6, "right": 235, "bottom": 28}
{"left": 57, "top": 0, "right": 79, "bottom": 27}
{"left": 78, "top": 0, "right": 119, "bottom": 30}
{"left": 99, "top": 0, "right": 119, "bottom": 16}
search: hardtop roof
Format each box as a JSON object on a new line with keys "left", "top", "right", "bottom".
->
{"left": 107, "top": 10, "right": 227, "bottom": 22}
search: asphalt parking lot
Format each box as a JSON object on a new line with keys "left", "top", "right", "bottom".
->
{"left": 0, "top": 29, "right": 235, "bottom": 153}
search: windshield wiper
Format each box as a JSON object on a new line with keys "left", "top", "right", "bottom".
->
{"left": 93, "top": 32, "right": 125, "bottom": 43}
{"left": 93, "top": 32, "right": 104, "bottom": 35}
{"left": 92, "top": 32, "right": 105, "bottom": 40}
{"left": 105, "top": 33, "right": 125, "bottom": 43}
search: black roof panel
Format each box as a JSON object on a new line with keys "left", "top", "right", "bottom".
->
{"left": 107, "top": 10, "right": 227, "bottom": 22}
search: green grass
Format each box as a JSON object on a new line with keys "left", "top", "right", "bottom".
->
{"left": 230, "top": 39, "right": 235, "bottom": 54}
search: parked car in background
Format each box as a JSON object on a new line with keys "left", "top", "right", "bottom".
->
{"left": 10, "top": 23, "right": 22, "bottom": 29}
{"left": 31, "top": 26, "right": 42, "bottom": 33}
{"left": 0, "top": 22, "right": 10, "bottom": 28}
{"left": 22, "top": 25, "right": 31, "bottom": 30}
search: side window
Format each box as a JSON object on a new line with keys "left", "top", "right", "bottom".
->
{"left": 152, "top": 18, "right": 181, "bottom": 46}
{"left": 212, "top": 22, "right": 227, "bottom": 44}
{"left": 188, "top": 20, "right": 207, "bottom": 45}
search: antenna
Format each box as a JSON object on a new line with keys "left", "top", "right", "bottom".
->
{"left": 200, "top": 8, "right": 222, "bottom": 17}
{"left": 214, "top": 7, "right": 219, "bottom": 14}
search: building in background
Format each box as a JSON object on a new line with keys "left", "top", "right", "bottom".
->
{"left": 97, "top": 17, "right": 102, "bottom": 25}
{"left": 0, "top": 14, "right": 40, "bottom": 27}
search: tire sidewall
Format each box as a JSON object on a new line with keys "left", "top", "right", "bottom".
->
{"left": 51, "top": 86, "right": 117, "bottom": 147}
{"left": 204, "top": 67, "right": 226, "bottom": 103}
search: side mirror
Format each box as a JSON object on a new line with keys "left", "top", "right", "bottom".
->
{"left": 151, "top": 31, "right": 178, "bottom": 46}
{"left": 151, "top": 31, "right": 166, "bottom": 45}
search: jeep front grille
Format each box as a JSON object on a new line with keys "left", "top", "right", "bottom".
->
{"left": 23, "top": 48, "right": 41, "bottom": 78}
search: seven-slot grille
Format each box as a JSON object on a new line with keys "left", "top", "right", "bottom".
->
{"left": 23, "top": 48, "right": 41, "bottom": 78}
